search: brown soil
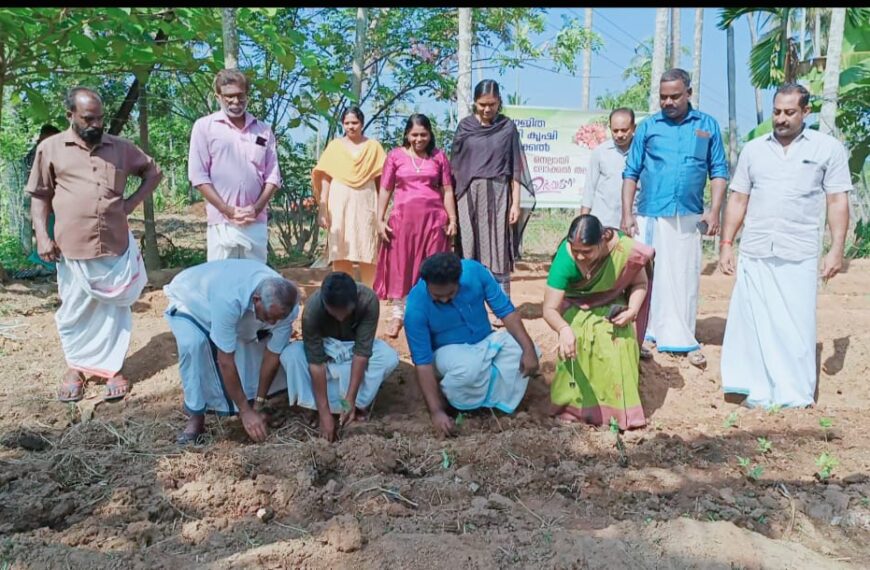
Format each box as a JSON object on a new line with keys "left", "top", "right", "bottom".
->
{"left": 1, "top": 229, "right": 869, "bottom": 568}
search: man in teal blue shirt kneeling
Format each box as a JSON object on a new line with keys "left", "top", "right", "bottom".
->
{"left": 404, "top": 252, "right": 540, "bottom": 437}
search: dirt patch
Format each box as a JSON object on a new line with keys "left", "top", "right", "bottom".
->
{"left": 1, "top": 241, "right": 869, "bottom": 567}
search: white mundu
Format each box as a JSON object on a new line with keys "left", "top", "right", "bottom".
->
{"left": 721, "top": 128, "right": 852, "bottom": 408}
{"left": 163, "top": 260, "right": 297, "bottom": 414}
{"left": 55, "top": 231, "right": 147, "bottom": 378}
{"left": 280, "top": 338, "right": 399, "bottom": 413}
{"left": 433, "top": 330, "right": 539, "bottom": 414}
{"left": 636, "top": 212, "right": 703, "bottom": 353}
{"left": 206, "top": 222, "right": 268, "bottom": 263}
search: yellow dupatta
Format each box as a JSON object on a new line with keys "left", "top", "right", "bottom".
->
{"left": 311, "top": 138, "right": 386, "bottom": 198}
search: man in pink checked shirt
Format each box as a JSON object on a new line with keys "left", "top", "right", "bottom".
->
{"left": 188, "top": 68, "right": 282, "bottom": 263}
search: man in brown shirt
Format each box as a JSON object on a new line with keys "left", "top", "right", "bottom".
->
{"left": 280, "top": 272, "right": 399, "bottom": 441}
{"left": 26, "top": 86, "right": 163, "bottom": 403}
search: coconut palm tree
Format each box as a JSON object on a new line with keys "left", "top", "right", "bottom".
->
{"left": 720, "top": 8, "right": 868, "bottom": 89}
{"left": 582, "top": 8, "right": 592, "bottom": 110}
{"left": 221, "top": 8, "right": 238, "bottom": 69}
{"left": 745, "top": 13, "right": 764, "bottom": 124}
{"left": 718, "top": 8, "right": 797, "bottom": 88}
{"left": 457, "top": 8, "right": 472, "bottom": 121}
{"left": 649, "top": 8, "right": 668, "bottom": 112}
{"left": 819, "top": 9, "right": 846, "bottom": 137}
{"left": 691, "top": 8, "right": 702, "bottom": 109}
{"left": 353, "top": 8, "right": 367, "bottom": 100}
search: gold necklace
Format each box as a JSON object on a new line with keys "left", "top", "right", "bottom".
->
{"left": 408, "top": 150, "right": 424, "bottom": 173}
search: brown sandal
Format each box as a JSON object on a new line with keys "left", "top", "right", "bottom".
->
{"left": 103, "top": 375, "right": 131, "bottom": 402}
{"left": 58, "top": 371, "right": 86, "bottom": 402}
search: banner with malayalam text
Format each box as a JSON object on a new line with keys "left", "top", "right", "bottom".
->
{"left": 504, "top": 105, "right": 639, "bottom": 209}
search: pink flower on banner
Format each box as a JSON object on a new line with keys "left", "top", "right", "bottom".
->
{"left": 572, "top": 123, "right": 607, "bottom": 149}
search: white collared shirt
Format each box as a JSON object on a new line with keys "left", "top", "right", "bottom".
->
{"left": 582, "top": 138, "right": 630, "bottom": 228}
{"left": 164, "top": 259, "right": 299, "bottom": 355}
{"left": 730, "top": 127, "right": 852, "bottom": 261}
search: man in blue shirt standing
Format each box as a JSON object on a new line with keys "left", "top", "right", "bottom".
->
{"left": 620, "top": 68, "right": 729, "bottom": 369}
{"left": 404, "top": 252, "right": 540, "bottom": 436}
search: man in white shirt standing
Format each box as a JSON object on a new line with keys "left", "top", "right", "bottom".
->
{"left": 718, "top": 83, "right": 852, "bottom": 409}
{"left": 581, "top": 107, "right": 636, "bottom": 229}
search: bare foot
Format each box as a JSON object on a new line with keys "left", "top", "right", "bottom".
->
{"left": 385, "top": 317, "right": 403, "bottom": 339}
{"left": 556, "top": 412, "right": 581, "bottom": 424}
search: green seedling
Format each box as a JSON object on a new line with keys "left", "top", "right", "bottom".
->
{"left": 609, "top": 416, "right": 620, "bottom": 434}
{"left": 767, "top": 403, "right": 783, "bottom": 415}
{"left": 736, "top": 456, "right": 764, "bottom": 481}
{"left": 723, "top": 411, "right": 739, "bottom": 429}
{"left": 455, "top": 412, "right": 466, "bottom": 428}
{"left": 819, "top": 417, "right": 833, "bottom": 442}
{"left": 608, "top": 417, "right": 628, "bottom": 467}
{"left": 756, "top": 437, "right": 773, "bottom": 454}
{"left": 339, "top": 398, "right": 351, "bottom": 412}
{"left": 815, "top": 452, "right": 839, "bottom": 481}
{"left": 441, "top": 449, "right": 453, "bottom": 469}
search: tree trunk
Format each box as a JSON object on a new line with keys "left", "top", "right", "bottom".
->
{"left": 352, "top": 8, "right": 367, "bottom": 101}
{"left": 814, "top": 10, "right": 822, "bottom": 58}
{"left": 727, "top": 25, "right": 738, "bottom": 173}
{"left": 781, "top": 8, "right": 793, "bottom": 82}
{"left": 800, "top": 8, "right": 806, "bottom": 61}
{"left": 108, "top": 29, "right": 167, "bottom": 136}
{"left": 581, "top": 8, "right": 592, "bottom": 111}
{"left": 138, "top": 81, "right": 161, "bottom": 271}
{"left": 819, "top": 8, "right": 846, "bottom": 137}
{"left": 0, "top": 57, "right": 6, "bottom": 281}
{"left": 746, "top": 13, "right": 764, "bottom": 125}
{"left": 670, "top": 8, "right": 681, "bottom": 69}
{"left": 691, "top": 8, "right": 702, "bottom": 109}
{"left": 649, "top": 8, "right": 668, "bottom": 112}
{"left": 457, "top": 8, "right": 473, "bottom": 121}
{"left": 222, "top": 8, "right": 239, "bottom": 69}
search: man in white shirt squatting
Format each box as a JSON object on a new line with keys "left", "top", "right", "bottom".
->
{"left": 163, "top": 260, "right": 300, "bottom": 443}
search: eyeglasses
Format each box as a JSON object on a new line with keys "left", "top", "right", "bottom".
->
{"left": 219, "top": 93, "right": 247, "bottom": 103}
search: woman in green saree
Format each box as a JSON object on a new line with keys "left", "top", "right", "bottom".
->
{"left": 542, "top": 214, "right": 654, "bottom": 430}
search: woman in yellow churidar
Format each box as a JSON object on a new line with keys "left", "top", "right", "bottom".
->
{"left": 312, "top": 106, "right": 386, "bottom": 286}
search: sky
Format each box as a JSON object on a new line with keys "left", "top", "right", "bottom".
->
{"left": 505, "top": 7, "right": 772, "bottom": 137}
{"left": 297, "top": 8, "right": 778, "bottom": 145}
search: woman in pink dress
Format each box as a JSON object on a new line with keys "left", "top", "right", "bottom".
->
{"left": 374, "top": 113, "right": 457, "bottom": 338}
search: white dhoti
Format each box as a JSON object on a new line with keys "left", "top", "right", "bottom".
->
{"left": 434, "top": 331, "right": 539, "bottom": 414}
{"left": 165, "top": 307, "right": 288, "bottom": 415}
{"left": 721, "top": 255, "right": 818, "bottom": 408}
{"left": 207, "top": 222, "right": 268, "bottom": 263}
{"left": 55, "top": 232, "right": 147, "bottom": 378}
{"left": 636, "top": 214, "right": 701, "bottom": 352}
{"left": 280, "top": 339, "right": 399, "bottom": 412}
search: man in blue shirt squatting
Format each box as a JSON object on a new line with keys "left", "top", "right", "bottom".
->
{"left": 620, "top": 68, "right": 729, "bottom": 369}
{"left": 403, "top": 252, "right": 541, "bottom": 436}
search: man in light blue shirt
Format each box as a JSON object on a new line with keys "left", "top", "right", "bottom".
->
{"left": 620, "top": 68, "right": 729, "bottom": 368}
{"left": 404, "top": 252, "right": 539, "bottom": 437}
{"left": 164, "top": 260, "right": 299, "bottom": 444}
